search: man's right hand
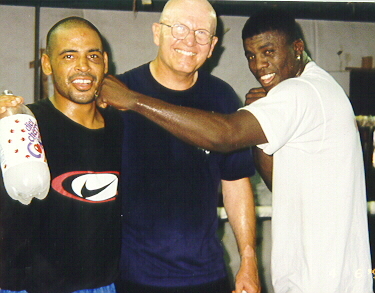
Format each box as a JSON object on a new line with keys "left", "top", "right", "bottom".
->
{"left": 244, "top": 87, "right": 266, "bottom": 106}
{"left": 0, "top": 93, "right": 24, "bottom": 115}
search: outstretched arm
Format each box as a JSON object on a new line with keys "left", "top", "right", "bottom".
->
{"left": 97, "top": 75, "right": 267, "bottom": 153}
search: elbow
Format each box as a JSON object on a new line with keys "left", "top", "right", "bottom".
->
{"left": 191, "top": 112, "right": 255, "bottom": 153}
{"left": 209, "top": 130, "right": 247, "bottom": 153}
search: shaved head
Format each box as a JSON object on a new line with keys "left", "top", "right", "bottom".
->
{"left": 46, "top": 16, "right": 103, "bottom": 56}
{"left": 160, "top": 0, "right": 217, "bottom": 34}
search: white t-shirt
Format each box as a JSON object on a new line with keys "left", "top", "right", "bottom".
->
{"left": 242, "top": 62, "right": 373, "bottom": 293}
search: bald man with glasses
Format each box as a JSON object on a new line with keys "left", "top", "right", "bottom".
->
{"left": 107, "top": 0, "right": 260, "bottom": 293}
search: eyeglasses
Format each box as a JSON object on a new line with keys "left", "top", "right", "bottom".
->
{"left": 160, "top": 23, "right": 213, "bottom": 45}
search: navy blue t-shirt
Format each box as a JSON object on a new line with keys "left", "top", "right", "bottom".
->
{"left": 118, "top": 63, "right": 255, "bottom": 287}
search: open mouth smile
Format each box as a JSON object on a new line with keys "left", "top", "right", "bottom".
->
{"left": 260, "top": 73, "right": 276, "bottom": 84}
{"left": 175, "top": 49, "right": 196, "bottom": 56}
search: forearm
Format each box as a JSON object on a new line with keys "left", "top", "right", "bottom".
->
{"left": 98, "top": 75, "right": 267, "bottom": 153}
{"left": 132, "top": 93, "right": 260, "bottom": 152}
{"left": 222, "top": 178, "right": 257, "bottom": 257}
{"left": 222, "top": 178, "right": 260, "bottom": 293}
{"left": 252, "top": 146, "right": 273, "bottom": 191}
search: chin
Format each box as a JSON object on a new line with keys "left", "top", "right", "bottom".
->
{"left": 70, "top": 95, "right": 95, "bottom": 105}
{"left": 262, "top": 84, "right": 274, "bottom": 93}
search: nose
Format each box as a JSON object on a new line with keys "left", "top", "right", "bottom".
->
{"left": 75, "top": 56, "right": 90, "bottom": 72}
{"left": 183, "top": 30, "right": 197, "bottom": 46}
{"left": 254, "top": 55, "right": 269, "bottom": 71}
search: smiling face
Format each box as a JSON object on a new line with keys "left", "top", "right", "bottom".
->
{"left": 243, "top": 30, "right": 302, "bottom": 92}
{"left": 153, "top": 0, "right": 218, "bottom": 77}
{"left": 42, "top": 25, "right": 108, "bottom": 105}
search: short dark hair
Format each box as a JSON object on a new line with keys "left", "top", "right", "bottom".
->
{"left": 46, "top": 16, "right": 103, "bottom": 55}
{"left": 241, "top": 8, "right": 303, "bottom": 44}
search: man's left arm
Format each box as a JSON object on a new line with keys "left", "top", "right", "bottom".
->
{"left": 222, "top": 178, "right": 260, "bottom": 293}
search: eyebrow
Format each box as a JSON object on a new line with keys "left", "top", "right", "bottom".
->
{"left": 258, "top": 42, "right": 274, "bottom": 50}
{"left": 58, "top": 48, "right": 103, "bottom": 56}
{"left": 244, "top": 41, "right": 274, "bottom": 55}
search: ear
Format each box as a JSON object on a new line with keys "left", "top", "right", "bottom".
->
{"left": 293, "top": 39, "right": 305, "bottom": 57}
{"left": 103, "top": 52, "right": 109, "bottom": 74}
{"left": 152, "top": 22, "right": 161, "bottom": 46}
{"left": 207, "top": 36, "right": 219, "bottom": 59}
{"left": 41, "top": 54, "right": 52, "bottom": 76}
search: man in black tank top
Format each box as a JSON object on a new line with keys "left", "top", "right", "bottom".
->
{"left": 0, "top": 17, "right": 122, "bottom": 293}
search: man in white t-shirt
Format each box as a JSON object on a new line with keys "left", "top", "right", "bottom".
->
{"left": 97, "top": 8, "right": 373, "bottom": 293}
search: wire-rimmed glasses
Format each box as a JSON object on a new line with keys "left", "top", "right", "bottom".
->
{"left": 160, "top": 23, "right": 213, "bottom": 45}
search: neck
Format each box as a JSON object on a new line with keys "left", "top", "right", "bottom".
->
{"left": 150, "top": 59, "right": 198, "bottom": 91}
{"left": 49, "top": 96, "right": 104, "bottom": 129}
{"left": 295, "top": 52, "right": 312, "bottom": 77}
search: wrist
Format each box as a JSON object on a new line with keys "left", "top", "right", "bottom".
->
{"left": 240, "top": 244, "right": 256, "bottom": 260}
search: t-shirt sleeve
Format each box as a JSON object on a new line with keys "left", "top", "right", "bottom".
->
{"left": 219, "top": 148, "right": 256, "bottom": 180}
{"left": 241, "top": 79, "right": 324, "bottom": 155}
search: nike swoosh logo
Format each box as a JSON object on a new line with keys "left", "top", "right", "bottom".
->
{"left": 52, "top": 171, "right": 119, "bottom": 203}
{"left": 81, "top": 179, "right": 116, "bottom": 199}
